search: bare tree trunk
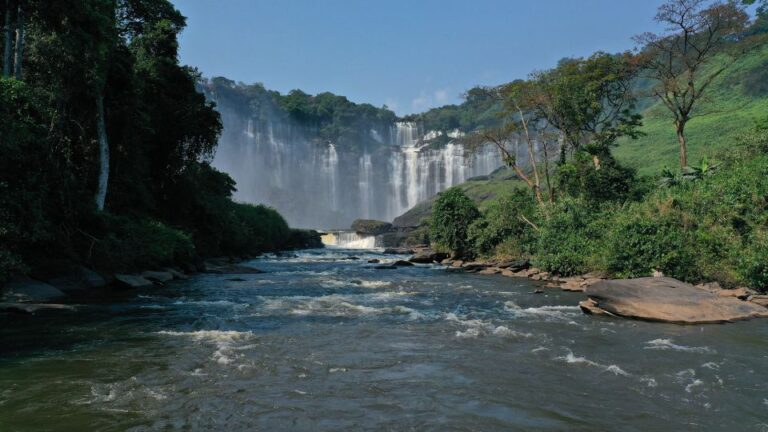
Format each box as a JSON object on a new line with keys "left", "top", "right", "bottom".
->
{"left": 12, "top": 0, "right": 22, "bottom": 79}
{"left": 676, "top": 120, "right": 688, "bottom": 169}
{"left": 3, "top": 0, "right": 13, "bottom": 77}
{"left": 542, "top": 140, "right": 554, "bottom": 203}
{"left": 95, "top": 92, "right": 110, "bottom": 211}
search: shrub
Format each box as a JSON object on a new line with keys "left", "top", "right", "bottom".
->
{"left": 557, "top": 148, "right": 639, "bottom": 204}
{"left": 90, "top": 214, "right": 195, "bottom": 271}
{"left": 605, "top": 208, "right": 699, "bottom": 280}
{"left": 533, "top": 199, "right": 605, "bottom": 276}
{"left": 468, "top": 188, "right": 539, "bottom": 258}
{"left": 430, "top": 188, "right": 481, "bottom": 257}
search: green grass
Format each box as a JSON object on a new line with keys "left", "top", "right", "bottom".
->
{"left": 614, "top": 41, "right": 768, "bottom": 176}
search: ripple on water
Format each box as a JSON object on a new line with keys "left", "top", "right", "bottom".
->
{"left": 644, "top": 339, "right": 715, "bottom": 354}
{"left": 156, "top": 330, "right": 257, "bottom": 368}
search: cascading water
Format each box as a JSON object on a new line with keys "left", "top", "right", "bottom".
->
{"left": 207, "top": 89, "right": 510, "bottom": 229}
{"left": 320, "top": 231, "right": 380, "bottom": 249}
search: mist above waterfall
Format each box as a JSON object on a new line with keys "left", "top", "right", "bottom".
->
{"left": 202, "top": 78, "right": 508, "bottom": 229}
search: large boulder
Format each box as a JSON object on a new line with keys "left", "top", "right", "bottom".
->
{"left": 584, "top": 277, "right": 768, "bottom": 324}
{"left": 47, "top": 267, "right": 106, "bottom": 293}
{"left": 1, "top": 277, "right": 67, "bottom": 302}
{"left": 351, "top": 219, "right": 393, "bottom": 236}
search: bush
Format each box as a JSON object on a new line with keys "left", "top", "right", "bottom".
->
{"left": 430, "top": 188, "right": 481, "bottom": 257}
{"left": 89, "top": 214, "right": 195, "bottom": 271}
{"left": 534, "top": 199, "right": 605, "bottom": 276}
{"left": 468, "top": 188, "right": 539, "bottom": 258}
{"left": 605, "top": 208, "right": 699, "bottom": 280}
{"left": 557, "top": 148, "right": 640, "bottom": 204}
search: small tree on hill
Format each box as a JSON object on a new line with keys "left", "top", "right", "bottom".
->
{"left": 634, "top": 0, "right": 748, "bottom": 169}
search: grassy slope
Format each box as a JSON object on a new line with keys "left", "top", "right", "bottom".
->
{"left": 614, "top": 42, "right": 768, "bottom": 176}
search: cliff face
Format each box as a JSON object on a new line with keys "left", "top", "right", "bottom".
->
{"left": 202, "top": 78, "right": 505, "bottom": 229}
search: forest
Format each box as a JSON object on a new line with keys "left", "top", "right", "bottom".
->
{"left": 0, "top": 0, "right": 317, "bottom": 283}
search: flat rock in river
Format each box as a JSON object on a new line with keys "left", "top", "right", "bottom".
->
{"left": 2, "top": 277, "right": 67, "bottom": 302}
{"left": 585, "top": 277, "right": 768, "bottom": 324}
{"left": 114, "top": 274, "right": 154, "bottom": 289}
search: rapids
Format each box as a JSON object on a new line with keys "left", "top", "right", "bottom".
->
{"left": 1, "top": 248, "right": 767, "bottom": 431}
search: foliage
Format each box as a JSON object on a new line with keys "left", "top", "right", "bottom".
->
{"left": 556, "top": 147, "right": 640, "bottom": 204}
{"left": 203, "top": 79, "right": 396, "bottom": 152}
{"left": 429, "top": 188, "right": 481, "bottom": 257}
{"left": 0, "top": 0, "right": 305, "bottom": 282}
{"left": 468, "top": 189, "right": 539, "bottom": 257}
{"left": 533, "top": 199, "right": 606, "bottom": 276}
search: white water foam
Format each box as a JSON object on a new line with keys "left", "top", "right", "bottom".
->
{"left": 555, "top": 351, "right": 630, "bottom": 377}
{"left": 258, "top": 294, "right": 423, "bottom": 320}
{"left": 157, "top": 330, "right": 256, "bottom": 367}
{"left": 645, "top": 339, "right": 715, "bottom": 354}
{"left": 446, "top": 313, "right": 534, "bottom": 340}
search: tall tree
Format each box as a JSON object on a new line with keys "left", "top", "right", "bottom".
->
{"left": 12, "top": 0, "right": 22, "bottom": 79}
{"left": 635, "top": 0, "right": 748, "bottom": 168}
{"left": 526, "top": 52, "right": 642, "bottom": 163}
{"left": 2, "top": 0, "right": 13, "bottom": 76}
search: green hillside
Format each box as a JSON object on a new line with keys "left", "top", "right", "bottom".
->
{"left": 614, "top": 41, "right": 768, "bottom": 175}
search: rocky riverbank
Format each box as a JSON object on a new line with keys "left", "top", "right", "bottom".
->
{"left": 0, "top": 256, "right": 273, "bottom": 315}
{"left": 407, "top": 249, "right": 768, "bottom": 324}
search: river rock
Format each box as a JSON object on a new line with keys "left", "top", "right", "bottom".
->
{"left": 383, "top": 247, "right": 415, "bottom": 255}
{"left": 495, "top": 259, "right": 530, "bottom": 272}
{"left": 716, "top": 287, "right": 752, "bottom": 300}
{"left": 141, "top": 271, "right": 174, "bottom": 283}
{"left": 749, "top": 295, "right": 768, "bottom": 308}
{"left": 367, "top": 259, "right": 380, "bottom": 264}
{"left": 409, "top": 251, "right": 449, "bottom": 264}
{"left": 47, "top": 267, "right": 106, "bottom": 293}
{"left": 163, "top": 268, "right": 189, "bottom": 280}
{"left": 393, "top": 260, "right": 414, "bottom": 267}
{"left": 114, "top": 274, "right": 154, "bottom": 289}
{"left": 584, "top": 277, "right": 768, "bottom": 324}
{"left": 1, "top": 277, "right": 67, "bottom": 302}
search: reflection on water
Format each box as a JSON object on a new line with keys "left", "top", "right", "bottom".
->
{"left": 1, "top": 249, "right": 767, "bottom": 431}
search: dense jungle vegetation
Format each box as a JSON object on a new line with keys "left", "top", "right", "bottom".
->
{"left": 0, "top": 0, "right": 315, "bottom": 282}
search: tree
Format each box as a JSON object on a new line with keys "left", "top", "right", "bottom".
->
{"left": 3, "top": 0, "right": 13, "bottom": 76}
{"left": 430, "top": 188, "right": 481, "bottom": 258}
{"left": 527, "top": 52, "right": 643, "bottom": 163}
{"left": 635, "top": 0, "right": 748, "bottom": 168}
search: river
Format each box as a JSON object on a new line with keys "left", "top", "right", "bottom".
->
{"left": 1, "top": 248, "right": 767, "bottom": 431}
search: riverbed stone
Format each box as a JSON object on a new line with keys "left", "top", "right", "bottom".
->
{"left": 584, "top": 277, "right": 768, "bottom": 324}
{"left": 114, "top": 274, "right": 154, "bottom": 289}
{"left": 748, "top": 295, "right": 768, "bottom": 308}
{"left": 409, "top": 251, "right": 449, "bottom": 264}
{"left": 47, "top": 267, "right": 106, "bottom": 293}
{"left": 1, "top": 277, "right": 67, "bottom": 302}
{"left": 141, "top": 271, "right": 174, "bottom": 284}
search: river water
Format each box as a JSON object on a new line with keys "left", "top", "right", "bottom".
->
{"left": 1, "top": 248, "right": 767, "bottom": 431}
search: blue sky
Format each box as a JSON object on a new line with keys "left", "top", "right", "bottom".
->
{"left": 172, "top": 0, "right": 668, "bottom": 115}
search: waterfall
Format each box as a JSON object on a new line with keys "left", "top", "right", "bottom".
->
{"left": 358, "top": 153, "right": 373, "bottom": 219}
{"left": 321, "top": 231, "right": 380, "bottom": 249}
{"left": 210, "top": 101, "right": 508, "bottom": 229}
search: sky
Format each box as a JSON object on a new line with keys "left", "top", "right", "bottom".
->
{"left": 172, "top": 0, "right": 668, "bottom": 115}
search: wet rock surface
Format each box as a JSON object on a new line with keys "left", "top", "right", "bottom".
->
{"left": 584, "top": 277, "right": 768, "bottom": 324}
